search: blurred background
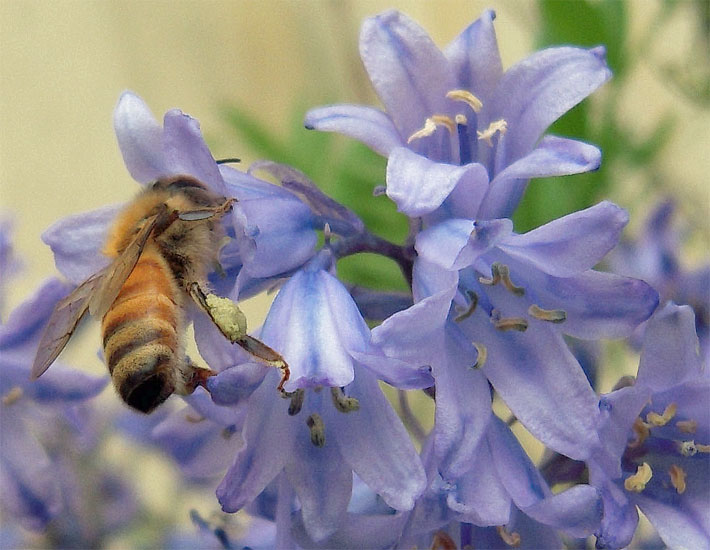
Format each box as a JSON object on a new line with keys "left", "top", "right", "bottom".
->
{"left": 1, "top": 1, "right": 708, "bottom": 548}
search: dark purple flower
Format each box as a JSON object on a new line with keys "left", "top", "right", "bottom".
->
{"left": 206, "top": 253, "right": 429, "bottom": 541}
{"left": 305, "top": 10, "right": 610, "bottom": 220}
{"left": 589, "top": 303, "right": 709, "bottom": 549}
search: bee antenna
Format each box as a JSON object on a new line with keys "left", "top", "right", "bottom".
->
{"left": 215, "top": 157, "right": 241, "bottom": 165}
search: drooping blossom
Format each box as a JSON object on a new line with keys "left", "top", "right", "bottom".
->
{"left": 588, "top": 303, "right": 709, "bottom": 549}
{"left": 205, "top": 250, "right": 430, "bottom": 542}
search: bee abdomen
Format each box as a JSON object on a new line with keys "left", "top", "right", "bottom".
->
{"left": 101, "top": 254, "right": 182, "bottom": 413}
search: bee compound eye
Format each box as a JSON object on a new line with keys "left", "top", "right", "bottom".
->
{"left": 121, "top": 373, "right": 174, "bottom": 414}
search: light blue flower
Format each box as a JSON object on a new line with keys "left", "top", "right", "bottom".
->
{"left": 206, "top": 254, "right": 429, "bottom": 541}
{"left": 305, "top": 10, "right": 610, "bottom": 220}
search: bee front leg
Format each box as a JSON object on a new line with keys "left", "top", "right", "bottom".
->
{"left": 188, "top": 282, "right": 290, "bottom": 393}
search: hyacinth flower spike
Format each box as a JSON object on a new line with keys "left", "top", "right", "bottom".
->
{"left": 589, "top": 303, "right": 709, "bottom": 549}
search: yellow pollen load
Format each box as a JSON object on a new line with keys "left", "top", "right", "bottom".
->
{"left": 676, "top": 419, "right": 698, "bottom": 434}
{"left": 2, "top": 386, "right": 23, "bottom": 406}
{"left": 624, "top": 462, "right": 653, "bottom": 492}
{"left": 669, "top": 464, "right": 687, "bottom": 494}
{"left": 478, "top": 119, "right": 508, "bottom": 146}
{"left": 496, "top": 526, "right": 521, "bottom": 548}
{"left": 628, "top": 417, "right": 651, "bottom": 448}
{"left": 472, "top": 342, "right": 487, "bottom": 369}
{"left": 646, "top": 402, "right": 677, "bottom": 427}
{"left": 446, "top": 89, "right": 483, "bottom": 113}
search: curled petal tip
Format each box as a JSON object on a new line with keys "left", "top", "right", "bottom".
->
{"left": 590, "top": 45, "right": 607, "bottom": 60}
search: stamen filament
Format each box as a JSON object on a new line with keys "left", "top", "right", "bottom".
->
{"left": 455, "top": 114, "right": 472, "bottom": 165}
{"left": 669, "top": 464, "right": 687, "bottom": 494}
{"left": 646, "top": 402, "right": 677, "bottom": 427}
{"left": 306, "top": 413, "right": 326, "bottom": 447}
{"left": 446, "top": 90, "right": 483, "bottom": 113}
{"left": 528, "top": 304, "right": 567, "bottom": 323}
{"left": 477, "top": 119, "right": 508, "bottom": 146}
{"left": 624, "top": 462, "right": 652, "bottom": 492}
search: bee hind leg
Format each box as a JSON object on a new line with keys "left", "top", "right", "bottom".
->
{"left": 187, "top": 282, "right": 290, "bottom": 393}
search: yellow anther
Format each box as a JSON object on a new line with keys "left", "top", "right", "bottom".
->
{"left": 408, "top": 118, "right": 437, "bottom": 143}
{"left": 528, "top": 304, "right": 567, "bottom": 323}
{"left": 454, "top": 290, "right": 478, "bottom": 322}
{"left": 624, "top": 462, "right": 653, "bottom": 492}
{"left": 496, "top": 264, "right": 525, "bottom": 296}
{"left": 2, "top": 386, "right": 23, "bottom": 406}
{"left": 184, "top": 414, "right": 206, "bottom": 423}
{"left": 472, "top": 342, "right": 487, "bottom": 369}
{"left": 698, "top": 443, "right": 710, "bottom": 453}
{"left": 479, "top": 266, "right": 501, "bottom": 286}
{"left": 431, "top": 115, "right": 457, "bottom": 133}
{"left": 446, "top": 89, "right": 483, "bottom": 113}
{"left": 288, "top": 388, "right": 305, "bottom": 416}
{"left": 455, "top": 113, "right": 468, "bottom": 125}
{"left": 676, "top": 419, "right": 697, "bottom": 434}
{"left": 678, "top": 440, "right": 698, "bottom": 456}
{"left": 407, "top": 116, "right": 457, "bottom": 144}
{"left": 669, "top": 464, "right": 687, "bottom": 494}
{"left": 306, "top": 413, "right": 326, "bottom": 447}
{"left": 431, "top": 530, "right": 457, "bottom": 550}
{"left": 493, "top": 317, "right": 528, "bottom": 332}
{"left": 646, "top": 402, "right": 677, "bottom": 427}
{"left": 628, "top": 417, "right": 650, "bottom": 448}
{"left": 496, "top": 525, "right": 521, "bottom": 547}
{"left": 477, "top": 119, "right": 508, "bottom": 146}
{"left": 330, "top": 387, "right": 360, "bottom": 413}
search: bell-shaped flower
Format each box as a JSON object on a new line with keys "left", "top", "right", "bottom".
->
{"left": 0, "top": 278, "right": 107, "bottom": 531}
{"left": 587, "top": 303, "right": 709, "bottom": 549}
{"left": 305, "top": 9, "right": 610, "bottom": 220}
{"left": 206, "top": 254, "right": 429, "bottom": 542}
{"left": 43, "top": 91, "right": 316, "bottom": 294}
{"left": 377, "top": 202, "right": 658, "bottom": 466}
{"left": 397, "top": 417, "right": 602, "bottom": 549}
{"left": 608, "top": 199, "right": 710, "bottom": 363}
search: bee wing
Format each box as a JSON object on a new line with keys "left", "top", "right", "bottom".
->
{"left": 87, "top": 207, "right": 167, "bottom": 319}
{"left": 30, "top": 268, "right": 109, "bottom": 379}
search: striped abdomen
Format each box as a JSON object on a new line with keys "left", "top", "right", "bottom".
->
{"left": 101, "top": 249, "right": 182, "bottom": 413}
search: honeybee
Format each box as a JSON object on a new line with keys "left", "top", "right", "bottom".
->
{"left": 31, "top": 175, "right": 289, "bottom": 413}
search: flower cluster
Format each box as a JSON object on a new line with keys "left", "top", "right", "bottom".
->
{"left": 3, "top": 8, "right": 708, "bottom": 550}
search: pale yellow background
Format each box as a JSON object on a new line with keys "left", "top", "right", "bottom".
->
{"left": 0, "top": 1, "right": 708, "bottom": 545}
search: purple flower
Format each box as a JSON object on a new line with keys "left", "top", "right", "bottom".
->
{"left": 394, "top": 417, "right": 601, "bottom": 549}
{"left": 206, "top": 253, "right": 429, "bottom": 541}
{"left": 374, "top": 202, "right": 658, "bottom": 469}
{"left": 0, "top": 278, "right": 107, "bottom": 530}
{"left": 305, "top": 10, "right": 610, "bottom": 220}
{"left": 43, "top": 91, "right": 316, "bottom": 295}
{"left": 589, "top": 303, "right": 709, "bottom": 549}
{"left": 608, "top": 199, "right": 710, "bottom": 363}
